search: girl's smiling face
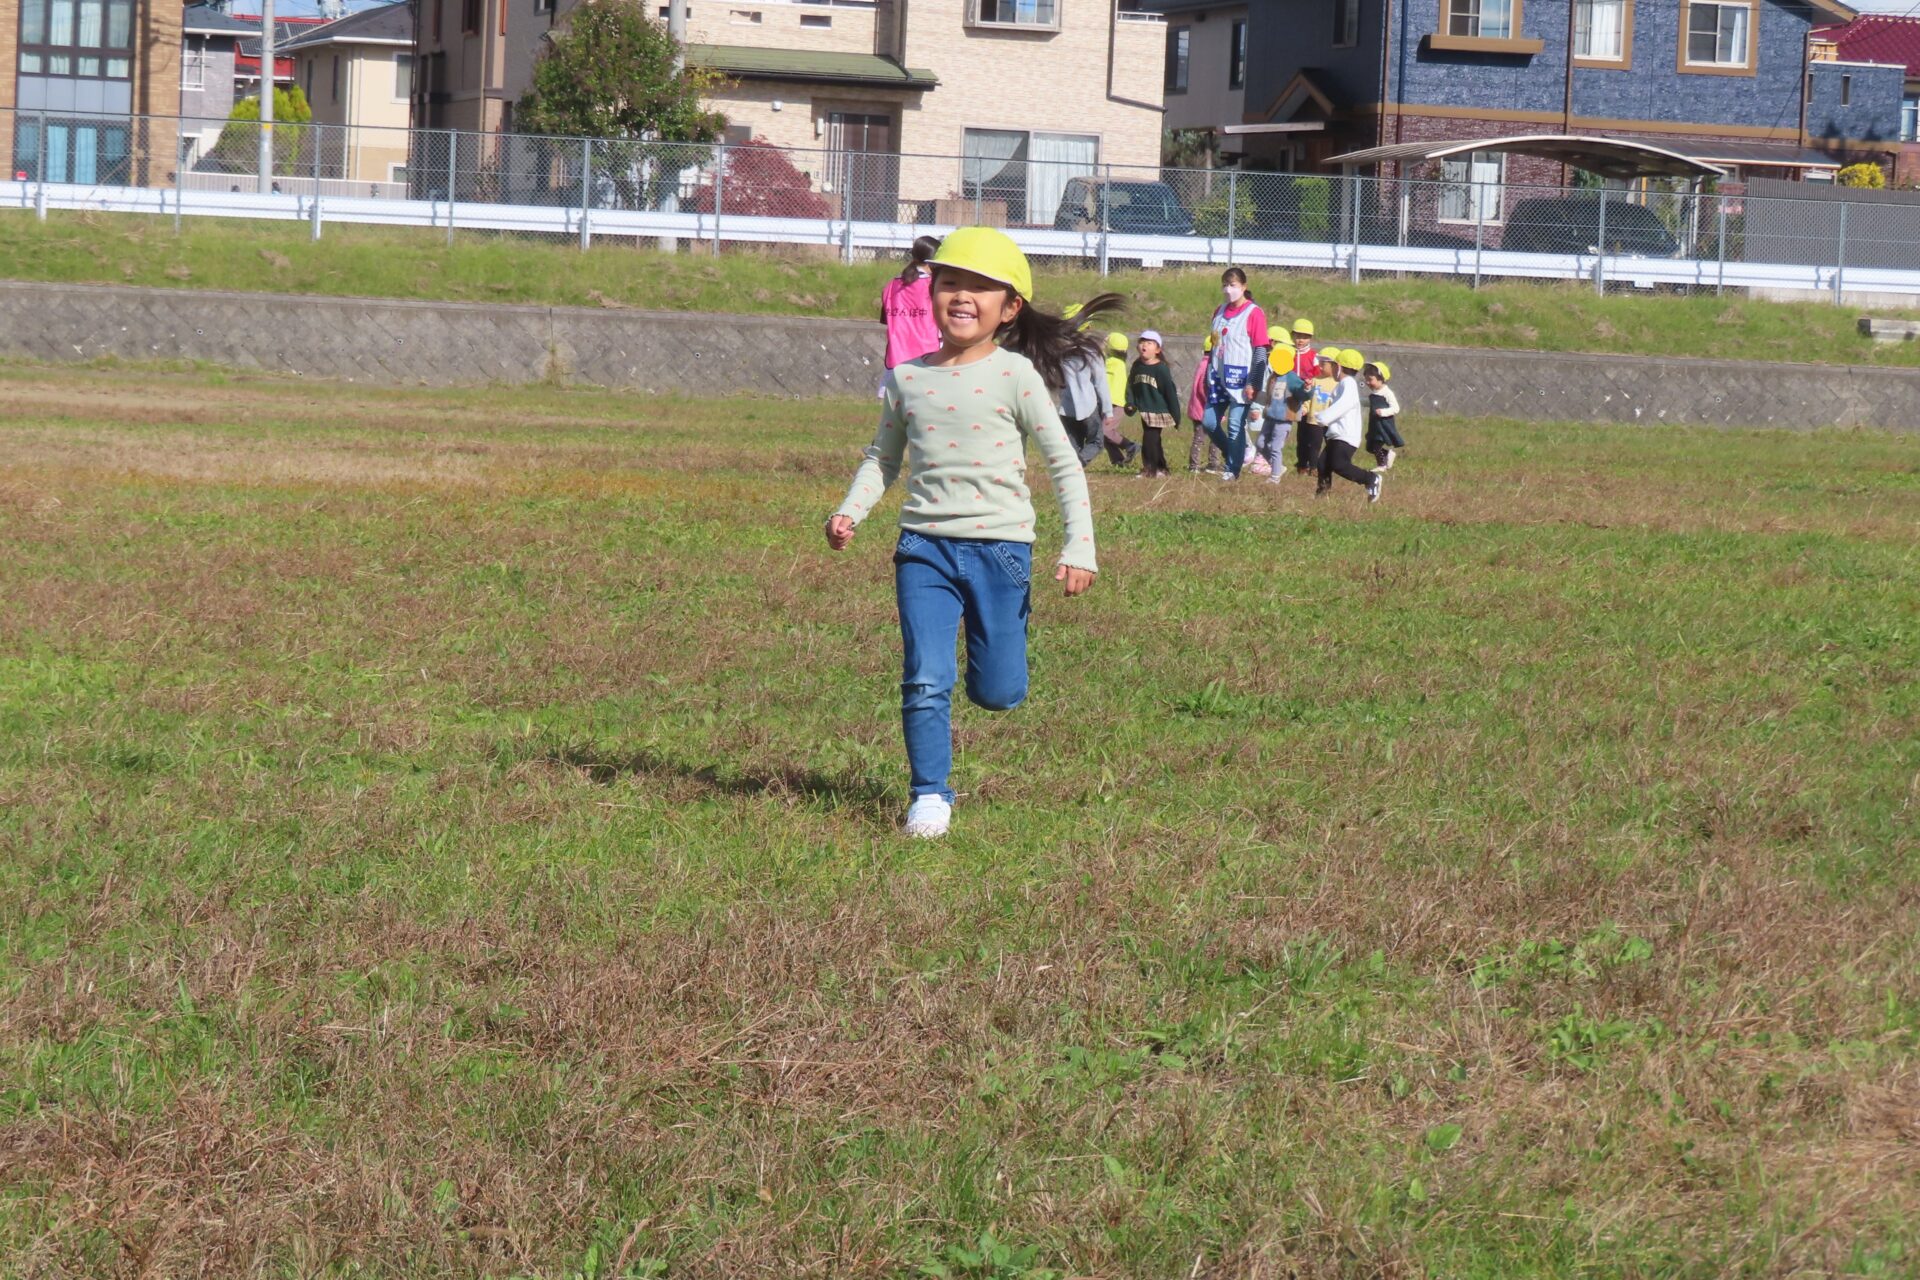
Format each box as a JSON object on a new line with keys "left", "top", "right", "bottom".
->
{"left": 931, "top": 267, "right": 1022, "bottom": 350}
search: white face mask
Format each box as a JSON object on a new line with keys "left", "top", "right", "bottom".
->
{"left": 1223, "top": 285, "right": 1244, "bottom": 304}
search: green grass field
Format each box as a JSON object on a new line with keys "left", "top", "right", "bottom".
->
{"left": 6, "top": 209, "right": 1920, "bottom": 367}
{"left": 1, "top": 364, "right": 1917, "bottom": 1278}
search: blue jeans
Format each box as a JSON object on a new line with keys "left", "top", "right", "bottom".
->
{"left": 895, "top": 531, "right": 1031, "bottom": 803}
{"left": 1203, "top": 399, "right": 1252, "bottom": 477}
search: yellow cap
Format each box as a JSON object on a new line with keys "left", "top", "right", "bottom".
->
{"left": 1317, "top": 347, "right": 1342, "bottom": 365}
{"left": 1107, "top": 331, "right": 1129, "bottom": 354}
{"left": 930, "top": 226, "right": 1033, "bottom": 301}
{"left": 1292, "top": 318, "right": 1316, "bottom": 336}
{"left": 1368, "top": 360, "right": 1391, "bottom": 381}
{"left": 1338, "top": 348, "right": 1365, "bottom": 372}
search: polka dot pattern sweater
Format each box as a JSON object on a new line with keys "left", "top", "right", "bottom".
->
{"left": 835, "top": 348, "right": 1098, "bottom": 573}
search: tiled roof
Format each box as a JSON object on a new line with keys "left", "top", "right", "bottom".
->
{"left": 686, "top": 44, "right": 936, "bottom": 89}
{"left": 1814, "top": 14, "right": 1920, "bottom": 78}
{"left": 182, "top": 3, "right": 257, "bottom": 35}
{"left": 280, "top": 1, "right": 414, "bottom": 50}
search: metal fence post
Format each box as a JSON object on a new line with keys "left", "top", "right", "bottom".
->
{"left": 579, "top": 136, "right": 592, "bottom": 251}
{"left": 1834, "top": 200, "right": 1849, "bottom": 304}
{"left": 36, "top": 109, "right": 47, "bottom": 221}
{"left": 1098, "top": 163, "right": 1111, "bottom": 277}
{"left": 1473, "top": 183, "right": 1484, "bottom": 289}
{"left": 174, "top": 136, "right": 185, "bottom": 236}
{"left": 1225, "top": 168, "right": 1237, "bottom": 266}
{"left": 1594, "top": 187, "right": 1608, "bottom": 295}
{"left": 1349, "top": 174, "right": 1362, "bottom": 284}
{"left": 712, "top": 142, "right": 725, "bottom": 257}
{"left": 1716, "top": 196, "right": 1728, "bottom": 296}
{"left": 310, "top": 123, "right": 323, "bottom": 242}
{"left": 842, "top": 217, "right": 854, "bottom": 265}
{"left": 446, "top": 130, "right": 456, "bottom": 248}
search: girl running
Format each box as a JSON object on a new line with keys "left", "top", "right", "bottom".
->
{"left": 879, "top": 234, "right": 944, "bottom": 374}
{"left": 1363, "top": 361, "right": 1405, "bottom": 469}
{"left": 824, "top": 228, "right": 1100, "bottom": 839}
{"left": 1200, "top": 268, "right": 1270, "bottom": 482}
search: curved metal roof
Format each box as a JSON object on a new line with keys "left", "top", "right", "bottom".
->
{"left": 1324, "top": 135, "right": 1726, "bottom": 181}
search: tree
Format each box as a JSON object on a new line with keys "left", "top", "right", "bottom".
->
{"left": 515, "top": 0, "right": 726, "bottom": 209}
{"left": 1836, "top": 162, "right": 1886, "bottom": 189}
{"left": 685, "top": 140, "right": 829, "bottom": 217}
{"left": 516, "top": 0, "right": 725, "bottom": 142}
{"left": 206, "top": 86, "right": 313, "bottom": 176}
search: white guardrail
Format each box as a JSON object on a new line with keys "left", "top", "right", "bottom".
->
{"left": 8, "top": 178, "right": 1918, "bottom": 301}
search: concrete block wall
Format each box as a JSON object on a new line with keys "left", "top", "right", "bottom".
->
{"left": 1, "top": 279, "right": 1914, "bottom": 431}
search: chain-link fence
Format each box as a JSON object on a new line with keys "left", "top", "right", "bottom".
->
{"left": 5, "top": 107, "right": 1919, "bottom": 300}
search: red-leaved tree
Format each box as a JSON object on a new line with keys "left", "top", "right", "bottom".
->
{"left": 688, "top": 140, "right": 831, "bottom": 217}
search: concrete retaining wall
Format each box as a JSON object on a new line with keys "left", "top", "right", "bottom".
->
{"left": 2, "top": 278, "right": 1915, "bottom": 430}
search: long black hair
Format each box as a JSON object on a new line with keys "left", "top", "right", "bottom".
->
{"left": 901, "top": 234, "right": 941, "bottom": 283}
{"left": 999, "top": 291, "right": 1125, "bottom": 393}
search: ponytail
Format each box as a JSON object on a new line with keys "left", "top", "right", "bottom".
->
{"left": 902, "top": 234, "right": 942, "bottom": 283}
{"left": 999, "top": 291, "right": 1124, "bottom": 392}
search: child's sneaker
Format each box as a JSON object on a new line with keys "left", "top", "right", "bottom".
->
{"left": 1368, "top": 472, "right": 1384, "bottom": 504}
{"left": 1383, "top": 448, "right": 1397, "bottom": 469}
{"left": 903, "top": 794, "right": 952, "bottom": 838}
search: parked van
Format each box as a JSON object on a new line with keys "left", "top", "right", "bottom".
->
{"left": 1053, "top": 178, "right": 1195, "bottom": 237}
{"left": 1503, "top": 195, "right": 1683, "bottom": 257}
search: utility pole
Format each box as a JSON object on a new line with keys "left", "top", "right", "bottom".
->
{"left": 256, "top": 0, "right": 275, "bottom": 193}
{"left": 668, "top": 0, "right": 685, "bottom": 71}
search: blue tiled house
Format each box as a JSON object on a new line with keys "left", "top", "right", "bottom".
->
{"left": 1239, "top": 0, "right": 1893, "bottom": 190}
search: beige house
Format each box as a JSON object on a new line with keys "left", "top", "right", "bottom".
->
{"left": 415, "top": 0, "right": 1165, "bottom": 226}
{"left": 286, "top": 1, "right": 416, "bottom": 188}
{"left": 1155, "top": 0, "right": 1245, "bottom": 146}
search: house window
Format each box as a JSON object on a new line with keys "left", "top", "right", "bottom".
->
{"left": 1573, "top": 0, "right": 1626, "bottom": 61}
{"left": 962, "top": 127, "right": 1096, "bottom": 227}
{"left": 534, "top": 0, "right": 553, "bottom": 12}
{"left": 1334, "top": 0, "right": 1359, "bottom": 47}
{"left": 394, "top": 52, "right": 413, "bottom": 100}
{"left": 969, "top": 0, "right": 1059, "bottom": 30}
{"left": 1229, "top": 19, "right": 1246, "bottom": 88}
{"left": 1447, "top": 0, "right": 1513, "bottom": 40}
{"left": 800, "top": 13, "right": 830, "bottom": 25}
{"left": 16, "top": 0, "right": 135, "bottom": 80}
{"left": 1840, "top": 73, "right": 1851, "bottom": 107}
{"left": 331, "top": 53, "right": 340, "bottom": 102}
{"left": 1438, "top": 150, "right": 1505, "bottom": 223}
{"left": 12, "top": 117, "right": 130, "bottom": 183}
{"left": 181, "top": 36, "right": 207, "bottom": 89}
{"left": 303, "top": 58, "right": 314, "bottom": 99}
{"left": 1165, "top": 25, "right": 1189, "bottom": 93}
{"left": 729, "top": 9, "right": 761, "bottom": 22}
{"left": 1684, "top": 1, "right": 1750, "bottom": 69}
{"left": 461, "top": 0, "right": 481, "bottom": 34}
{"left": 1902, "top": 95, "right": 1919, "bottom": 143}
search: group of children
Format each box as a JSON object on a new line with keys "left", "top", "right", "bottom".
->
{"left": 838, "top": 238, "right": 1414, "bottom": 838}
{"left": 1090, "top": 274, "right": 1406, "bottom": 497}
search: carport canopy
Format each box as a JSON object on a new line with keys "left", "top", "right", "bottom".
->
{"left": 1322, "top": 135, "right": 1726, "bottom": 181}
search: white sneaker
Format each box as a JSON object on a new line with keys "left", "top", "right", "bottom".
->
{"left": 1367, "top": 472, "right": 1384, "bottom": 504}
{"left": 1383, "top": 448, "right": 1397, "bottom": 469}
{"left": 903, "top": 794, "right": 952, "bottom": 838}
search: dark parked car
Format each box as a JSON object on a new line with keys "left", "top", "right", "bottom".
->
{"left": 1503, "top": 195, "right": 1682, "bottom": 257}
{"left": 1053, "top": 178, "right": 1195, "bottom": 236}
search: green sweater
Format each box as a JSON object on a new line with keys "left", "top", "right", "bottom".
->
{"left": 835, "top": 348, "right": 1098, "bottom": 572}
{"left": 1125, "top": 358, "right": 1182, "bottom": 418}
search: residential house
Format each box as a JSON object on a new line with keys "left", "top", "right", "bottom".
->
{"left": 1204, "top": 0, "right": 1895, "bottom": 201}
{"left": 1812, "top": 12, "right": 1920, "bottom": 183}
{"left": 1156, "top": 0, "right": 1251, "bottom": 156}
{"left": 413, "top": 0, "right": 1166, "bottom": 227}
{"left": 234, "top": 11, "right": 319, "bottom": 99}
{"left": 181, "top": 2, "right": 253, "bottom": 165}
{"left": 1, "top": 0, "right": 181, "bottom": 184}
{"left": 284, "top": 1, "right": 414, "bottom": 188}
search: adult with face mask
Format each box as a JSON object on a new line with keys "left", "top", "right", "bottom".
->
{"left": 1201, "top": 267, "right": 1270, "bottom": 482}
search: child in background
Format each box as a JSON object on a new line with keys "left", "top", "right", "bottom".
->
{"left": 824, "top": 228, "right": 1100, "bottom": 840}
{"left": 1315, "top": 348, "right": 1383, "bottom": 503}
{"left": 1285, "top": 319, "right": 1319, "bottom": 475}
{"left": 1101, "top": 331, "right": 1140, "bottom": 461}
{"left": 1188, "top": 334, "right": 1222, "bottom": 473}
{"left": 880, "top": 235, "right": 944, "bottom": 375}
{"left": 1363, "top": 361, "right": 1404, "bottom": 469}
{"left": 1125, "top": 329, "right": 1181, "bottom": 479}
{"left": 1297, "top": 348, "right": 1337, "bottom": 477}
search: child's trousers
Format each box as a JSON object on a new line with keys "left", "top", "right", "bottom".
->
{"left": 1188, "top": 421, "right": 1221, "bottom": 472}
{"left": 1316, "top": 439, "right": 1375, "bottom": 493}
{"left": 895, "top": 531, "right": 1032, "bottom": 804}
{"left": 1295, "top": 421, "right": 1326, "bottom": 474}
{"left": 1202, "top": 400, "right": 1252, "bottom": 478}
